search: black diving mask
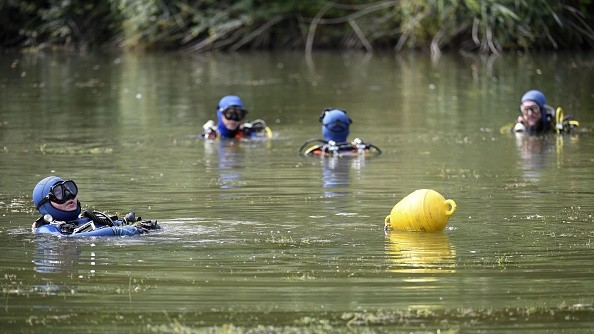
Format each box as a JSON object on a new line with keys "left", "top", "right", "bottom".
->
{"left": 323, "top": 120, "right": 350, "bottom": 132}
{"left": 36, "top": 180, "right": 78, "bottom": 208}
{"left": 319, "top": 108, "right": 352, "bottom": 131}
{"left": 222, "top": 106, "right": 248, "bottom": 121}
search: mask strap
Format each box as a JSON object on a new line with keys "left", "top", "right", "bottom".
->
{"left": 319, "top": 108, "right": 351, "bottom": 125}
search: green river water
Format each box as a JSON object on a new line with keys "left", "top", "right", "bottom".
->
{"left": 0, "top": 51, "right": 593, "bottom": 333}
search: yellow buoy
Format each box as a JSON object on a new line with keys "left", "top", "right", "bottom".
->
{"left": 384, "top": 189, "right": 457, "bottom": 232}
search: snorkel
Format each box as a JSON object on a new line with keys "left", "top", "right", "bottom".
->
{"left": 33, "top": 176, "right": 81, "bottom": 221}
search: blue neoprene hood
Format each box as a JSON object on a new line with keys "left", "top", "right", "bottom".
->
{"left": 521, "top": 90, "right": 547, "bottom": 122}
{"left": 33, "top": 176, "right": 81, "bottom": 221}
{"left": 321, "top": 109, "right": 351, "bottom": 142}
{"left": 217, "top": 95, "right": 244, "bottom": 138}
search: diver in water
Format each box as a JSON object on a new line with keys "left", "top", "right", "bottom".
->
{"left": 32, "top": 176, "right": 159, "bottom": 237}
{"left": 201, "top": 95, "right": 271, "bottom": 140}
{"left": 512, "top": 90, "right": 579, "bottom": 135}
{"left": 299, "top": 108, "right": 381, "bottom": 156}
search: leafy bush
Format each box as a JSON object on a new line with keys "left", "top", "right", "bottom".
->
{"left": 0, "top": 0, "right": 592, "bottom": 53}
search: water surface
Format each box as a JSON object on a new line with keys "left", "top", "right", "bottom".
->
{"left": 1, "top": 51, "right": 593, "bottom": 333}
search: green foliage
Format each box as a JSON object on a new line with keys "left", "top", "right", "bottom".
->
{"left": 0, "top": 0, "right": 592, "bottom": 53}
{"left": 0, "top": 0, "right": 45, "bottom": 48}
{"left": 390, "top": 0, "right": 594, "bottom": 53}
{"left": 109, "top": 0, "right": 327, "bottom": 51}
{"left": 0, "top": 0, "right": 120, "bottom": 50}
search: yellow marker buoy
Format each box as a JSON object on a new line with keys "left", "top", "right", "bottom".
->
{"left": 384, "top": 189, "right": 457, "bottom": 232}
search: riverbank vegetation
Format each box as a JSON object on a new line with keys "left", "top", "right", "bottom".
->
{"left": 1, "top": 0, "right": 592, "bottom": 55}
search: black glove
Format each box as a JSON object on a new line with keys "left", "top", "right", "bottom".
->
{"left": 249, "top": 119, "right": 267, "bottom": 132}
{"left": 123, "top": 211, "right": 137, "bottom": 225}
{"left": 136, "top": 220, "right": 160, "bottom": 230}
{"left": 243, "top": 119, "right": 267, "bottom": 132}
{"left": 82, "top": 210, "right": 114, "bottom": 226}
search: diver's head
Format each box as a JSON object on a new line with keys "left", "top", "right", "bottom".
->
{"left": 216, "top": 95, "right": 248, "bottom": 136}
{"left": 520, "top": 90, "right": 548, "bottom": 130}
{"left": 320, "top": 108, "right": 351, "bottom": 142}
{"left": 33, "top": 176, "right": 81, "bottom": 221}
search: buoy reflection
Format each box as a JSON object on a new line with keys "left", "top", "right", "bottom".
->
{"left": 385, "top": 231, "right": 456, "bottom": 274}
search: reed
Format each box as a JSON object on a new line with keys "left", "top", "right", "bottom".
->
{"left": 1, "top": 0, "right": 592, "bottom": 54}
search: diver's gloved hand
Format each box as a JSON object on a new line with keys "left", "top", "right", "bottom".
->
{"left": 134, "top": 220, "right": 160, "bottom": 234}
{"left": 123, "top": 213, "right": 159, "bottom": 233}
{"left": 136, "top": 220, "right": 159, "bottom": 230}
{"left": 82, "top": 210, "right": 114, "bottom": 226}
{"left": 122, "top": 211, "right": 159, "bottom": 229}
{"left": 243, "top": 119, "right": 267, "bottom": 132}
{"left": 202, "top": 120, "right": 217, "bottom": 139}
{"left": 122, "top": 211, "right": 137, "bottom": 225}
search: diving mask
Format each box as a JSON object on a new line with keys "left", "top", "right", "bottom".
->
{"left": 36, "top": 180, "right": 78, "bottom": 209}
{"left": 222, "top": 106, "right": 248, "bottom": 121}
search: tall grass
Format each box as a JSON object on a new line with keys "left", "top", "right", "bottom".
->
{"left": 0, "top": 0, "right": 592, "bottom": 54}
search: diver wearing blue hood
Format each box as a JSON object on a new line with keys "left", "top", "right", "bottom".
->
{"left": 299, "top": 108, "right": 381, "bottom": 156}
{"left": 32, "top": 176, "right": 160, "bottom": 237}
{"left": 512, "top": 90, "right": 579, "bottom": 135}
{"left": 201, "top": 95, "right": 271, "bottom": 140}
